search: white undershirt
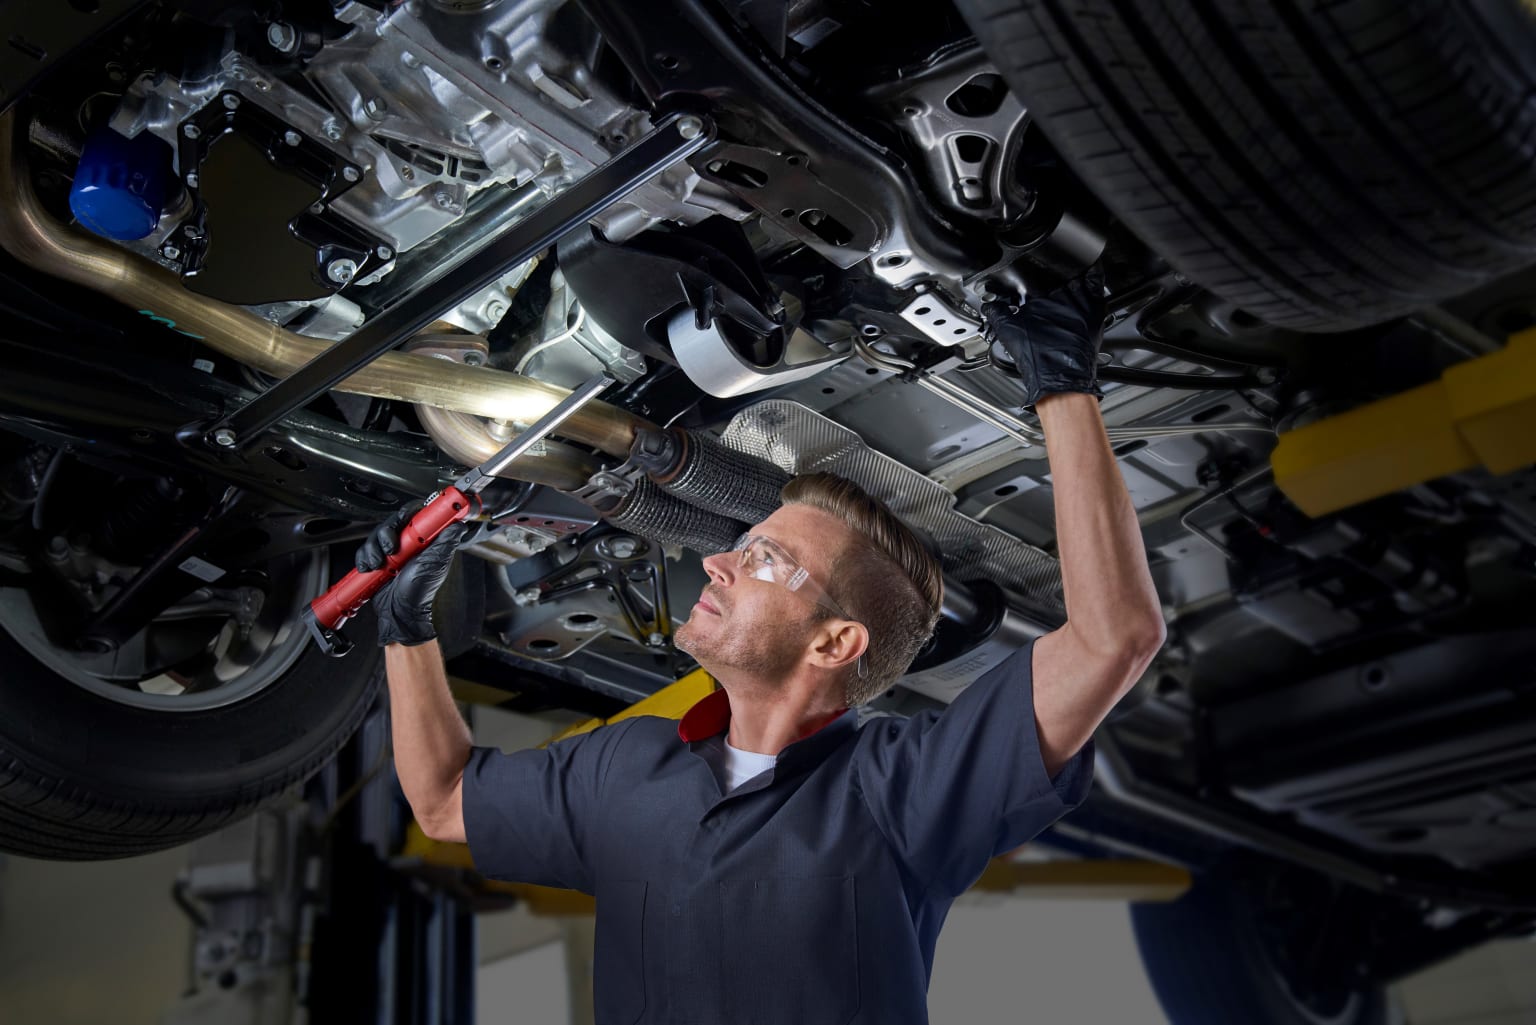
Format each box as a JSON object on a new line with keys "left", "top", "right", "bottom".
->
{"left": 719, "top": 739, "right": 777, "bottom": 792}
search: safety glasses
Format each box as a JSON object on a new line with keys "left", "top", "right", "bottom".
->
{"left": 731, "top": 534, "right": 856, "bottom": 624}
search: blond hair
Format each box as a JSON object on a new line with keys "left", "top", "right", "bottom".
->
{"left": 780, "top": 473, "right": 943, "bottom": 705}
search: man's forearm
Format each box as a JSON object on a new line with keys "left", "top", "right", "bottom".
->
{"left": 1035, "top": 392, "right": 1165, "bottom": 656}
{"left": 385, "top": 641, "right": 474, "bottom": 831}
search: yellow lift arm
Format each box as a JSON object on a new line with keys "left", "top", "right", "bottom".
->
{"left": 1273, "top": 327, "right": 1536, "bottom": 516}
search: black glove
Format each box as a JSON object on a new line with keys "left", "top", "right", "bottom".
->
{"left": 984, "top": 263, "right": 1107, "bottom": 407}
{"left": 356, "top": 505, "right": 472, "bottom": 647}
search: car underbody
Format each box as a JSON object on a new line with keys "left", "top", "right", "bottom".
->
{"left": 1, "top": 0, "right": 1534, "bottom": 1017}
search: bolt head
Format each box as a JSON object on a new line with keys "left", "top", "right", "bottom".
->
{"left": 308, "top": 201, "right": 325, "bottom": 215}
{"left": 676, "top": 115, "right": 703, "bottom": 140}
{"left": 222, "top": 94, "right": 241, "bottom": 110}
{"left": 433, "top": 189, "right": 455, "bottom": 209}
{"left": 647, "top": 631, "right": 666, "bottom": 647}
{"left": 364, "top": 97, "right": 387, "bottom": 121}
{"left": 462, "top": 351, "right": 485, "bottom": 366}
{"left": 161, "top": 244, "right": 181, "bottom": 260}
{"left": 185, "top": 172, "right": 200, "bottom": 188}
{"left": 375, "top": 244, "right": 394, "bottom": 260}
{"left": 342, "top": 165, "right": 361, "bottom": 182}
{"left": 321, "top": 118, "right": 344, "bottom": 142}
{"left": 283, "top": 130, "right": 302, "bottom": 147}
{"left": 182, "top": 123, "right": 201, "bottom": 139}
{"left": 266, "top": 21, "right": 299, "bottom": 54}
{"left": 326, "top": 258, "right": 358, "bottom": 284}
{"left": 212, "top": 428, "right": 237, "bottom": 448}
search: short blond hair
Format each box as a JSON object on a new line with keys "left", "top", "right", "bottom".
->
{"left": 780, "top": 473, "right": 943, "bottom": 704}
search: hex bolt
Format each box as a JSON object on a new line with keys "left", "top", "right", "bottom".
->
{"left": 375, "top": 244, "right": 394, "bottom": 260}
{"left": 182, "top": 123, "right": 201, "bottom": 139}
{"left": 266, "top": 21, "right": 299, "bottom": 55}
{"left": 462, "top": 351, "right": 485, "bottom": 366}
{"left": 433, "top": 188, "right": 455, "bottom": 210}
{"left": 676, "top": 115, "right": 703, "bottom": 140}
{"left": 161, "top": 244, "right": 181, "bottom": 260}
{"left": 185, "top": 172, "right": 200, "bottom": 188}
{"left": 327, "top": 258, "right": 358, "bottom": 284}
{"left": 221, "top": 94, "right": 241, "bottom": 110}
{"left": 608, "top": 537, "right": 639, "bottom": 559}
{"left": 647, "top": 631, "right": 666, "bottom": 647}
{"left": 342, "top": 165, "right": 361, "bottom": 183}
{"left": 212, "top": 428, "right": 237, "bottom": 448}
{"left": 320, "top": 117, "right": 344, "bottom": 142}
{"left": 308, "top": 201, "right": 325, "bottom": 215}
{"left": 363, "top": 96, "right": 387, "bottom": 121}
{"left": 283, "top": 130, "right": 302, "bottom": 147}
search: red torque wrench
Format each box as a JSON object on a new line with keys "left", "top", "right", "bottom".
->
{"left": 303, "top": 373, "right": 614, "bottom": 655}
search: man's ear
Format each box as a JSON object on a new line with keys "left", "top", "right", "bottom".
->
{"left": 808, "top": 619, "right": 868, "bottom": 673}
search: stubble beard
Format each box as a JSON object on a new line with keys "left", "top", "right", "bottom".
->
{"left": 675, "top": 590, "right": 806, "bottom": 681}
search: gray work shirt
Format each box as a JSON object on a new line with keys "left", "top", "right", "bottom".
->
{"left": 463, "top": 638, "right": 1094, "bottom": 1024}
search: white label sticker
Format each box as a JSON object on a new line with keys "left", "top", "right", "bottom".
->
{"left": 178, "top": 555, "right": 225, "bottom": 582}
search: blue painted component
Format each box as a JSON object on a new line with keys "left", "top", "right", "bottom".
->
{"left": 68, "top": 127, "right": 174, "bottom": 241}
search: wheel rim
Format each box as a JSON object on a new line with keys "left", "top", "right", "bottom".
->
{"left": 0, "top": 550, "right": 326, "bottom": 712}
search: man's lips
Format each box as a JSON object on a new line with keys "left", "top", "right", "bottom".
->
{"left": 694, "top": 597, "right": 721, "bottom": 615}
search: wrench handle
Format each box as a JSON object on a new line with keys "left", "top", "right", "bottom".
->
{"left": 309, "top": 487, "right": 481, "bottom": 631}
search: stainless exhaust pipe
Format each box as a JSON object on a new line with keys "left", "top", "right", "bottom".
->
{"left": 0, "top": 112, "right": 647, "bottom": 459}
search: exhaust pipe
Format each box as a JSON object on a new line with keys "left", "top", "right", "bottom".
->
{"left": 0, "top": 112, "right": 647, "bottom": 460}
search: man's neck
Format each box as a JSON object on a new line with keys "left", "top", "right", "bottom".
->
{"left": 717, "top": 674, "right": 846, "bottom": 756}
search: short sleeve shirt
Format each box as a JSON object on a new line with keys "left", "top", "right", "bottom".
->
{"left": 462, "top": 638, "right": 1093, "bottom": 1025}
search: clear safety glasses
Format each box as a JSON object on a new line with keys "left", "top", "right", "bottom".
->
{"left": 731, "top": 534, "right": 856, "bottom": 623}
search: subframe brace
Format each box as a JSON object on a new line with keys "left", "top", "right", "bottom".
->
{"left": 205, "top": 113, "right": 712, "bottom": 449}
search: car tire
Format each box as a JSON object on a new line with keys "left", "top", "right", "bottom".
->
{"left": 953, "top": 0, "right": 1536, "bottom": 331}
{"left": 0, "top": 556, "right": 384, "bottom": 861}
{"left": 1130, "top": 858, "right": 1390, "bottom": 1025}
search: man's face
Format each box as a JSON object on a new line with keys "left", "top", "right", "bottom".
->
{"left": 674, "top": 504, "right": 855, "bottom": 684}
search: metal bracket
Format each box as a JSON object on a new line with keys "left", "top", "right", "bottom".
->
{"left": 568, "top": 460, "right": 645, "bottom": 512}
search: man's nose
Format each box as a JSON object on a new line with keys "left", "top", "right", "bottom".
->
{"left": 700, "top": 551, "right": 735, "bottom": 585}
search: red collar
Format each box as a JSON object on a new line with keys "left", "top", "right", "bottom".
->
{"left": 677, "top": 688, "right": 849, "bottom": 744}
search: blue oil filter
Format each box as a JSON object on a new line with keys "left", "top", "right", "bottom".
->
{"left": 69, "top": 127, "right": 175, "bottom": 241}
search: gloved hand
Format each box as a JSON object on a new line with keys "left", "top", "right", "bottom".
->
{"left": 356, "top": 505, "right": 472, "bottom": 647}
{"left": 983, "top": 263, "right": 1107, "bottom": 407}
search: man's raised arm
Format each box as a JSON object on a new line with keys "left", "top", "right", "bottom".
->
{"left": 985, "top": 268, "right": 1167, "bottom": 776}
{"left": 358, "top": 510, "right": 475, "bottom": 842}
{"left": 385, "top": 640, "right": 472, "bottom": 842}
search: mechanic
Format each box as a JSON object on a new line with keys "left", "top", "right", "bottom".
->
{"left": 364, "top": 264, "right": 1166, "bottom": 1024}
